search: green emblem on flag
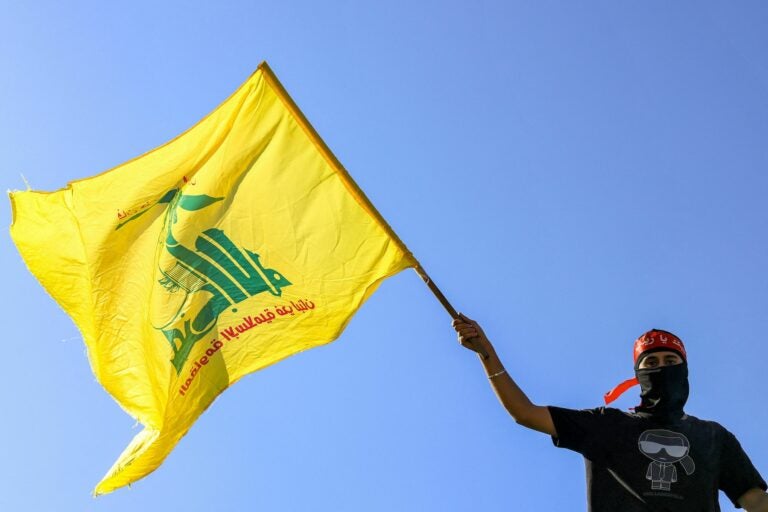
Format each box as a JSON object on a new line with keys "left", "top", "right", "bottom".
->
{"left": 149, "top": 189, "right": 291, "bottom": 373}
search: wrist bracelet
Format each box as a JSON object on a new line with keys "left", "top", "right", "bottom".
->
{"left": 487, "top": 369, "right": 507, "bottom": 379}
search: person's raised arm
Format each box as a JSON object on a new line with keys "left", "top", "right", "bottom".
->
{"left": 452, "top": 313, "right": 556, "bottom": 436}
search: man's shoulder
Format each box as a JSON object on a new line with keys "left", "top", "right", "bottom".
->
{"left": 573, "top": 409, "right": 734, "bottom": 434}
{"left": 681, "top": 413, "right": 732, "bottom": 436}
{"left": 595, "top": 406, "right": 641, "bottom": 419}
{"left": 681, "top": 412, "right": 717, "bottom": 423}
{"left": 550, "top": 405, "right": 645, "bottom": 423}
{"left": 551, "top": 408, "right": 732, "bottom": 428}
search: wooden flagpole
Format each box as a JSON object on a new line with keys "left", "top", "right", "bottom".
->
{"left": 413, "top": 264, "right": 489, "bottom": 359}
{"left": 261, "top": 62, "right": 487, "bottom": 359}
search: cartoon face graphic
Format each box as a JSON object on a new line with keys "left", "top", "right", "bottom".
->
{"left": 638, "top": 430, "right": 691, "bottom": 463}
{"left": 638, "top": 429, "right": 695, "bottom": 491}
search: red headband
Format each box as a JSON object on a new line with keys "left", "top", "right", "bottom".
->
{"left": 633, "top": 329, "right": 686, "bottom": 365}
{"left": 603, "top": 329, "right": 686, "bottom": 405}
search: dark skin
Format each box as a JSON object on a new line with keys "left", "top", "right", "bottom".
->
{"left": 452, "top": 313, "right": 555, "bottom": 436}
{"left": 452, "top": 314, "right": 768, "bottom": 511}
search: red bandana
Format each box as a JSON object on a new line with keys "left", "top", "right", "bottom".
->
{"left": 604, "top": 329, "right": 687, "bottom": 405}
{"left": 633, "top": 329, "right": 686, "bottom": 366}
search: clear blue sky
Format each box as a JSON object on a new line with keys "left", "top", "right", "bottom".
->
{"left": 2, "top": 2, "right": 767, "bottom": 510}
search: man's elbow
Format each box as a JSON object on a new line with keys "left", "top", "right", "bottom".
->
{"left": 507, "top": 406, "right": 534, "bottom": 427}
{"left": 513, "top": 413, "right": 532, "bottom": 427}
{"left": 510, "top": 405, "right": 556, "bottom": 436}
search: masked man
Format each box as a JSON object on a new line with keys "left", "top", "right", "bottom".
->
{"left": 452, "top": 315, "right": 767, "bottom": 511}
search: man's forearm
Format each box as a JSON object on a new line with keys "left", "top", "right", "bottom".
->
{"left": 480, "top": 353, "right": 534, "bottom": 419}
{"left": 452, "top": 314, "right": 556, "bottom": 436}
{"left": 479, "top": 353, "right": 556, "bottom": 435}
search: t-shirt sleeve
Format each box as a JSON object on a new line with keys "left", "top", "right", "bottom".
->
{"left": 548, "top": 406, "right": 614, "bottom": 464}
{"left": 719, "top": 428, "right": 767, "bottom": 508}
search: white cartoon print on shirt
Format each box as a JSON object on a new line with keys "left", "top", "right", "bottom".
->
{"left": 638, "top": 429, "right": 696, "bottom": 491}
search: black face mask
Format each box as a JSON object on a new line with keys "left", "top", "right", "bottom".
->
{"left": 634, "top": 362, "right": 689, "bottom": 418}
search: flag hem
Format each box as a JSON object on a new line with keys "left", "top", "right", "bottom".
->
{"left": 17, "top": 67, "right": 263, "bottom": 195}
{"left": 258, "top": 62, "right": 417, "bottom": 267}
{"left": 11, "top": 62, "right": 419, "bottom": 272}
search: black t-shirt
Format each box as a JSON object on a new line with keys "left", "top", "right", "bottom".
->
{"left": 549, "top": 406, "right": 766, "bottom": 511}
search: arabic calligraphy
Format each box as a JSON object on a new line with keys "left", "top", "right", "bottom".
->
{"left": 219, "top": 300, "right": 316, "bottom": 341}
{"left": 177, "top": 299, "right": 317, "bottom": 396}
{"left": 116, "top": 200, "right": 152, "bottom": 220}
{"left": 115, "top": 175, "right": 197, "bottom": 228}
{"left": 115, "top": 188, "right": 178, "bottom": 230}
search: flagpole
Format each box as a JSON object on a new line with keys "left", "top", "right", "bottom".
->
{"left": 413, "top": 264, "right": 489, "bottom": 360}
{"left": 260, "top": 62, "right": 487, "bottom": 359}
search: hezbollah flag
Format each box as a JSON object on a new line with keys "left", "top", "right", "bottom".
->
{"left": 9, "top": 62, "right": 416, "bottom": 494}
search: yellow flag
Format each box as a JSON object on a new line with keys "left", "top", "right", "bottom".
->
{"left": 9, "top": 63, "right": 415, "bottom": 495}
